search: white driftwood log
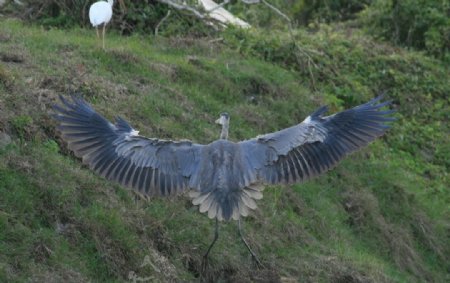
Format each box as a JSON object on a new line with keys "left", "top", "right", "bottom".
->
{"left": 198, "top": 0, "right": 251, "bottom": 28}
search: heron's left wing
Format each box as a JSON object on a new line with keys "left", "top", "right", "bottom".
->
{"left": 53, "top": 95, "right": 204, "bottom": 196}
{"left": 238, "top": 96, "right": 395, "bottom": 185}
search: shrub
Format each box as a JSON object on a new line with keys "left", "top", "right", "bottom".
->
{"left": 292, "top": 0, "right": 372, "bottom": 25}
{"left": 361, "top": 0, "right": 450, "bottom": 60}
{"left": 11, "top": 115, "right": 33, "bottom": 140}
{"left": 227, "top": 0, "right": 371, "bottom": 29}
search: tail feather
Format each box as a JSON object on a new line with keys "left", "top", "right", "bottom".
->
{"left": 190, "top": 185, "right": 264, "bottom": 221}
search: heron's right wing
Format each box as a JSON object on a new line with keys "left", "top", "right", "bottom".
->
{"left": 53, "top": 95, "right": 204, "bottom": 197}
{"left": 239, "top": 96, "right": 395, "bottom": 185}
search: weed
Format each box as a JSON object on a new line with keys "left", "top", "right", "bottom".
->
{"left": 10, "top": 115, "right": 33, "bottom": 140}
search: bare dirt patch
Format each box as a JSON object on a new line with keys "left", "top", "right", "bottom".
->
{"left": 0, "top": 52, "right": 24, "bottom": 63}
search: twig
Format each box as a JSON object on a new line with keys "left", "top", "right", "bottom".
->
{"left": 82, "top": 0, "right": 89, "bottom": 24}
{"left": 261, "top": 0, "right": 291, "bottom": 24}
{"left": 155, "top": 10, "right": 171, "bottom": 36}
{"left": 208, "top": 37, "right": 224, "bottom": 43}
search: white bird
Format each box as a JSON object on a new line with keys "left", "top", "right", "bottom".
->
{"left": 89, "top": 0, "right": 114, "bottom": 49}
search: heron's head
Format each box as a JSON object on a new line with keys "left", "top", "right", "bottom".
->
{"left": 215, "top": 112, "right": 230, "bottom": 126}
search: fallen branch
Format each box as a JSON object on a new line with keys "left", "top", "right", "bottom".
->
{"left": 157, "top": 0, "right": 250, "bottom": 28}
{"left": 199, "top": 0, "right": 250, "bottom": 28}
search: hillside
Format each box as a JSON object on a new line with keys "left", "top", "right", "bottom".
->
{"left": 0, "top": 17, "right": 449, "bottom": 282}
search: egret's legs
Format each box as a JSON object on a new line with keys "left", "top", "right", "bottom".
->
{"left": 238, "top": 218, "right": 264, "bottom": 268}
{"left": 96, "top": 27, "right": 99, "bottom": 38}
{"left": 102, "top": 24, "right": 106, "bottom": 49}
{"left": 201, "top": 218, "right": 219, "bottom": 272}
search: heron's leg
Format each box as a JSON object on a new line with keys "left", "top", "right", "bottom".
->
{"left": 201, "top": 218, "right": 219, "bottom": 272}
{"left": 238, "top": 218, "right": 264, "bottom": 268}
{"left": 96, "top": 27, "right": 99, "bottom": 38}
{"left": 102, "top": 24, "right": 106, "bottom": 49}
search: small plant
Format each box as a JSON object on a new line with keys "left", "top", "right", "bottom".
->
{"left": 0, "top": 64, "right": 13, "bottom": 91}
{"left": 10, "top": 115, "right": 33, "bottom": 140}
{"left": 43, "top": 139, "right": 60, "bottom": 153}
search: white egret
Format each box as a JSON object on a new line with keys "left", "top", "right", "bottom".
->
{"left": 89, "top": 0, "right": 114, "bottom": 49}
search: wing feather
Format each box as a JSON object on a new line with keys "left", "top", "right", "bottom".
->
{"left": 53, "top": 95, "right": 203, "bottom": 197}
{"left": 239, "top": 96, "right": 395, "bottom": 185}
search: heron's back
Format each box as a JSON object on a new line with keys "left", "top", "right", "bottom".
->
{"left": 189, "top": 140, "right": 263, "bottom": 221}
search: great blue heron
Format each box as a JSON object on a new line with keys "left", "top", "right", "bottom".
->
{"left": 53, "top": 95, "right": 395, "bottom": 268}
{"left": 89, "top": 0, "right": 114, "bottom": 49}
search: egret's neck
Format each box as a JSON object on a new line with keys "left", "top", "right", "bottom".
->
{"left": 219, "top": 122, "right": 229, "bottom": 140}
{"left": 108, "top": 0, "right": 114, "bottom": 6}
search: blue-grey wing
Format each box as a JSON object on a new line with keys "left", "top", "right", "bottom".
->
{"left": 239, "top": 96, "right": 395, "bottom": 184}
{"left": 53, "top": 95, "right": 204, "bottom": 196}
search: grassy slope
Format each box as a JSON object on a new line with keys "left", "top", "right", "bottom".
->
{"left": 0, "top": 18, "right": 448, "bottom": 282}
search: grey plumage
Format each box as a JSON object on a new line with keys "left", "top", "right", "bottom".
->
{"left": 53, "top": 95, "right": 395, "bottom": 222}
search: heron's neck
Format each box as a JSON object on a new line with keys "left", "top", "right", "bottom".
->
{"left": 220, "top": 122, "right": 229, "bottom": 140}
{"left": 108, "top": 0, "right": 114, "bottom": 6}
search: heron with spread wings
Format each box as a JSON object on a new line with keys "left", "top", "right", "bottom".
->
{"left": 53, "top": 95, "right": 395, "bottom": 268}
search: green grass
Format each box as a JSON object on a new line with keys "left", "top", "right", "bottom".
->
{"left": 0, "top": 18, "right": 448, "bottom": 282}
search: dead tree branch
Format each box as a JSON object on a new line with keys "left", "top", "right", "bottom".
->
{"left": 157, "top": 0, "right": 205, "bottom": 19}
